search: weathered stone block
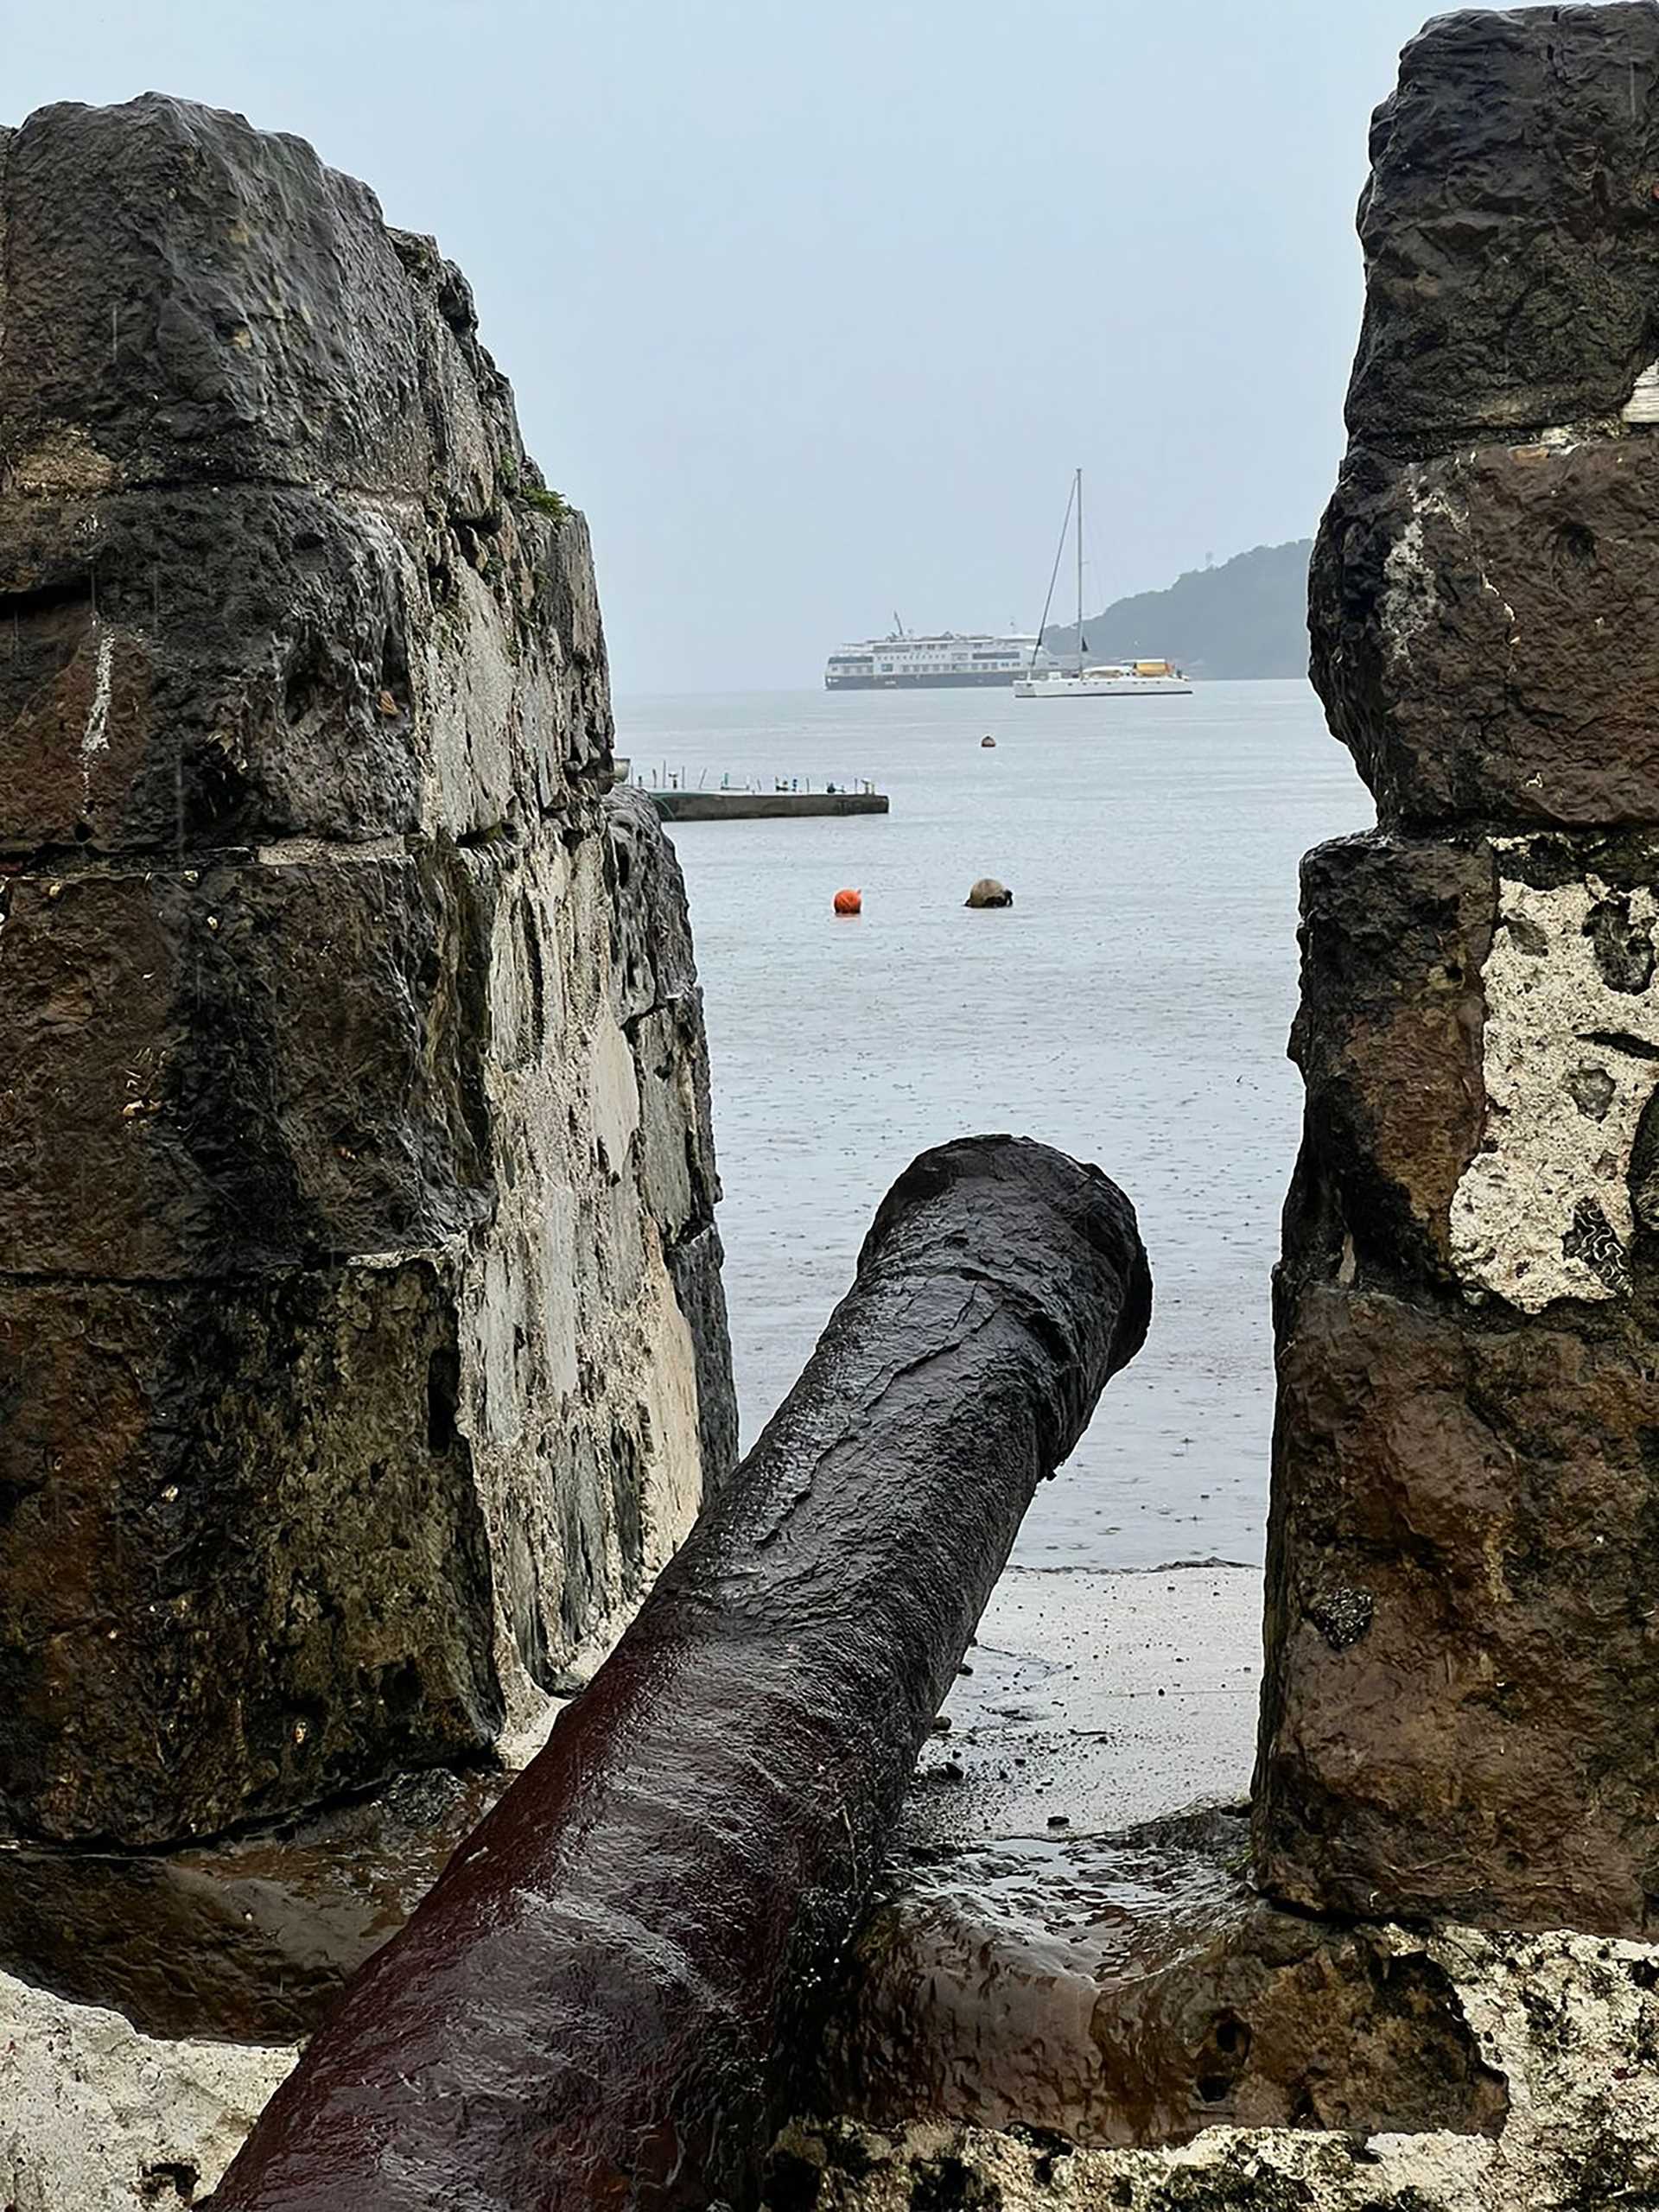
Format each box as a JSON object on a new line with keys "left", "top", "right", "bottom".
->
{"left": 1314, "top": 437, "right": 1659, "bottom": 829}
{"left": 0, "top": 480, "right": 605, "bottom": 855}
{"left": 0, "top": 95, "right": 506, "bottom": 504}
{"left": 0, "top": 1264, "right": 502, "bottom": 1846}
{"left": 1345, "top": 5, "right": 1659, "bottom": 449}
{"left": 1287, "top": 832, "right": 1492, "bottom": 1285}
{"left": 0, "top": 486, "right": 420, "bottom": 850}
{"left": 1288, "top": 828, "right": 1659, "bottom": 1317}
{"left": 1262, "top": 5, "right": 1659, "bottom": 1957}
{"left": 1256, "top": 1281, "right": 1659, "bottom": 1936}
{"left": 1270, "top": 835, "right": 1659, "bottom": 1940}
{"left": 0, "top": 856, "right": 493, "bottom": 1274}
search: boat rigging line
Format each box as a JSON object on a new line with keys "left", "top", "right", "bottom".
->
{"left": 1029, "top": 468, "right": 1080, "bottom": 671}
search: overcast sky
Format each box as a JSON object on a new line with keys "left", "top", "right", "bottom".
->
{"left": 3, "top": 1, "right": 1513, "bottom": 691}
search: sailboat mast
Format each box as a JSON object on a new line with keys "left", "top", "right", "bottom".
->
{"left": 1075, "top": 467, "right": 1084, "bottom": 662}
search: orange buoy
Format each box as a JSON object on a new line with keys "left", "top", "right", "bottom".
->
{"left": 832, "top": 887, "right": 862, "bottom": 916}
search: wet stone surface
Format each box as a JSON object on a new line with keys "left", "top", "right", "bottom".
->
{"left": 0, "top": 1768, "right": 507, "bottom": 2043}
{"left": 810, "top": 1808, "right": 1507, "bottom": 2151}
{"left": 775, "top": 1924, "right": 1659, "bottom": 2208}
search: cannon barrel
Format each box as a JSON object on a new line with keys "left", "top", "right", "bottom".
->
{"left": 209, "top": 1135, "right": 1151, "bottom": 2210}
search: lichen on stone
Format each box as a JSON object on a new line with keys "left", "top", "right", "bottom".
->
{"left": 1450, "top": 854, "right": 1659, "bottom": 1311}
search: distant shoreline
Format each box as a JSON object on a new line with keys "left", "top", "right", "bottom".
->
{"left": 614, "top": 671, "right": 1316, "bottom": 704}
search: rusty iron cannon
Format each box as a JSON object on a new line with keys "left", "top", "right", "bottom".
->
{"left": 209, "top": 1135, "right": 1150, "bottom": 2210}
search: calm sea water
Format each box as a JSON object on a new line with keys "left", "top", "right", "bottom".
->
{"left": 617, "top": 680, "right": 1370, "bottom": 1573}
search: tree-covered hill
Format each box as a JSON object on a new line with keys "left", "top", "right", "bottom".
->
{"left": 1043, "top": 538, "right": 1313, "bottom": 679}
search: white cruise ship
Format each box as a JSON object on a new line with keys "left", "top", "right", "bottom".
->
{"left": 824, "top": 630, "right": 1050, "bottom": 690}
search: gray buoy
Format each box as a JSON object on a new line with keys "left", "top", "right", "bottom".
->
{"left": 965, "top": 878, "right": 1014, "bottom": 908}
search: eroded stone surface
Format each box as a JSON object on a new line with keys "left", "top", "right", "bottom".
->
{"left": 1344, "top": 5, "right": 1659, "bottom": 448}
{"left": 775, "top": 1923, "right": 1659, "bottom": 2209}
{"left": 0, "top": 97, "right": 503, "bottom": 500}
{"left": 811, "top": 1809, "right": 1507, "bottom": 2151}
{"left": 0, "top": 1769, "right": 506, "bottom": 2042}
{"left": 1314, "top": 438, "right": 1659, "bottom": 831}
{"left": 1286, "top": 832, "right": 1491, "bottom": 1284}
{"left": 1258, "top": 1282, "right": 1659, "bottom": 1936}
{"left": 1286, "top": 829, "right": 1659, "bottom": 1313}
{"left": 0, "top": 1263, "right": 499, "bottom": 1846}
{"left": 1451, "top": 843, "right": 1659, "bottom": 1309}
{"left": 1263, "top": 3, "right": 1659, "bottom": 1950}
{"left": 0, "top": 92, "right": 734, "bottom": 2109}
{"left": 1313, "top": 2, "right": 1659, "bottom": 836}
{"left": 0, "top": 855, "right": 493, "bottom": 1276}
{"left": 0, "top": 1967, "right": 296, "bottom": 2212}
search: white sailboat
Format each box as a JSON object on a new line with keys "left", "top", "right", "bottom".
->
{"left": 1014, "top": 469, "right": 1193, "bottom": 699}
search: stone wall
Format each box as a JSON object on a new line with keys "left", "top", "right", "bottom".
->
{"left": 0, "top": 87, "right": 734, "bottom": 2130}
{"left": 1254, "top": 0, "right": 1659, "bottom": 1940}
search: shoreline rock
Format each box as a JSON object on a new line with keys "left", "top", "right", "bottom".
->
{"left": 965, "top": 878, "right": 1014, "bottom": 908}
